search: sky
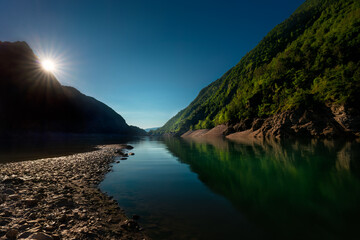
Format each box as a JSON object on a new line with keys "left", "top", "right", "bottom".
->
{"left": 0, "top": 0, "right": 304, "bottom": 129}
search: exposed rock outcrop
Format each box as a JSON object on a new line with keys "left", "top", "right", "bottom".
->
{"left": 183, "top": 105, "right": 360, "bottom": 140}
{"left": 181, "top": 125, "right": 228, "bottom": 138}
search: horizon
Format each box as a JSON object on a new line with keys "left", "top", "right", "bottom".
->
{"left": 0, "top": 0, "right": 304, "bottom": 129}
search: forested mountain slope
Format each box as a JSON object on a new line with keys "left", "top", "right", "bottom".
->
{"left": 155, "top": 0, "right": 360, "bottom": 138}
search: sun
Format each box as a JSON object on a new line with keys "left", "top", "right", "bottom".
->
{"left": 41, "top": 59, "right": 56, "bottom": 72}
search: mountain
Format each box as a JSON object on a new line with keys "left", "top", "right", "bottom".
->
{"left": 0, "top": 41, "right": 146, "bottom": 136}
{"left": 155, "top": 0, "right": 360, "bottom": 138}
{"left": 145, "top": 127, "right": 160, "bottom": 132}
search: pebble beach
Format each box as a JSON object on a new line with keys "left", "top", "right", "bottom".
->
{"left": 0, "top": 144, "right": 149, "bottom": 240}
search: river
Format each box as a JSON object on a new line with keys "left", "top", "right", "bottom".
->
{"left": 100, "top": 136, "right": 360, "bottom": 240}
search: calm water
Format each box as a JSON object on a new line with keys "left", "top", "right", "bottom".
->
{"left": 0, "top": 135, "right": 136, "bottom": 163}
{"left": 100, "top": 137, "right": 360, "bottom": 240}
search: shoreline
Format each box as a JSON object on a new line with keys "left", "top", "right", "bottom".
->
{"left": 0, "top": 145, "right": 149, "bottom": 240}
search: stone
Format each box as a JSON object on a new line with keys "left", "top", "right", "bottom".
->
{"left": 9, "top": 194, "right": 21, "bottom": 200}
{"left": 52, "top": 234, "right": 60, "bottom": 240}
{"left": 59, "top": 214, "right": 67, "bottom": 223}
{"left": 0, "top": 145, "right": 147, "bottom": 240}
{"left": 128, "top": 152, "right": 135, "bottom": 156}
{"left": 54, "top": 198, "right": 74, "bottom": 208}
{"left": 6, "top": 228, "right": 19, "bottom": 240}
{"left": 1, "top": 210, "right": 12, "bottom": 217}
{"left": 2, "top": 177, "right": 24, "bottom": 184}
{"left": 0, "top": 229, "right": 6, "bottom": 237}
{"left": 28, "top": 213, "right": 37, "bottom": 220}
{"left": 4, "top": 189, "right": 15, "bottom": 195}
{"left": 251, "top": 118, "right": 264, "bottom": 131}
{"left": 24, "top": 199, "right": 38, "bottom": 208}
{"left": 0, "top": 194, "right": 6, "bottom": 202}
{"left": 27, "top": 232, "right": 53, "bottom": 240}
{"left": 17, "top": 231, "right": 32, "bottom": 239}
{"left": 0, "top": 217, "right": 11, "bottom": 226}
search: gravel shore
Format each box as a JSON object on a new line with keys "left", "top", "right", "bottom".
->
{"left": 0, "top": 144, "right": 149, "bottom": 240}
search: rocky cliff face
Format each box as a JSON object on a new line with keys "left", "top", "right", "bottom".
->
{"left": 225, "top": 105, "right": 360, "bottom": 139}
{"left": 0, "top": 41, "right": 145, "bottom": 136}
{"left": 182, "top": 104, "right": 360, "bottom": 139}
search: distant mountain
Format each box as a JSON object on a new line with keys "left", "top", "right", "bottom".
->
{"left": 0, "top": 41, "right": 146, "bottom": 136}
{"left": 145, "top": 127, "right": 160, "bottom": 132}
{"left": 155, "top": 0, "right": 360, "bottom": 138}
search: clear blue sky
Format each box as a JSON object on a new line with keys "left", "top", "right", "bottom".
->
{"left": 0, "top": 0, "right": 304, "bottom": 129}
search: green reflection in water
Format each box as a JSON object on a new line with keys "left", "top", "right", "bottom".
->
{"left": 163, "top": 137, "right": 360, "bottom": 240}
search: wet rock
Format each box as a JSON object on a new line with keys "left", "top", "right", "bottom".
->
{"left": 108, "top": 215, "right": 122, "bottom": 224}
{"left": 121, "top": 219, "right": 139, "bottom": 230}
{"left": 129, "top": 152, "right": 135, "bottom": 156}
{"left": 132, "top": 214, "right": 140, "bottom": 220}
{"left": 120, "top": 158, "right": 128, "bottom": 160}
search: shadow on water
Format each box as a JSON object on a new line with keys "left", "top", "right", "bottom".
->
{"left": 162, "top": 137, "right": 360, "bottom": 240}
{"left": 0, "top": 134, "right": 140, "bottom": 163}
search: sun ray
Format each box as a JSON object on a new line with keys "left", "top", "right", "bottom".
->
{"left": 27, "top": 36, "right": 75, "bottom": 85}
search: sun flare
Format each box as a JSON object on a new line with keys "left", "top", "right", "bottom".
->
{"left": 41, "top": 59, "right": 56, "bottom": 72}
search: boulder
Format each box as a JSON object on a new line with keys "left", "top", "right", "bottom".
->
{"left": 6, "top": 229, "right": 19, "bottom": 240}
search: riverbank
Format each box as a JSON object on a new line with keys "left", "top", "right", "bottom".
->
{"left": 0, "top": 145, "right": 149, "bottom": 240}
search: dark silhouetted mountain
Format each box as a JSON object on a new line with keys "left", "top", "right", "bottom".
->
{"left": 155, "top": 0, "right": 360, "bottom": 138}
{"left": 0, "top": 41, "right": 145, "bottom": 136}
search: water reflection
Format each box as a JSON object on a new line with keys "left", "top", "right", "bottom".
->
{"left": 163, "top": 137, "right": 360, "bottom": 240}
{"left": 0, "top": 135, "right": 139, "bottom": 163}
